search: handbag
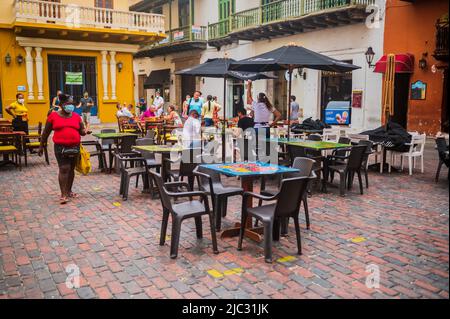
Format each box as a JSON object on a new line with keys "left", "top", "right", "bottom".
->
{"left": 61, "top": 146, "right": 80, "bottom": 157}
{"left": 75, "top": 145, "right": 91, "bottom": 175}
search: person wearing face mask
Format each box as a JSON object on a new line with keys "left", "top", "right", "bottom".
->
{"left": 77, "top": 91, "right": 94, "bottom": 130}
{"left": 186, "top": 91, "right": 204, "bottom": 118}
{"left": 39, "top": 94, "right": 91, "bottom": 204}
{"left": 6, "top": 93, "right": 29, "bottom": 136}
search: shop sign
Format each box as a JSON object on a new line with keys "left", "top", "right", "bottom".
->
{"left": 65, "top": 72, "right": 83, "bottom": 85}
{"left": 352, "top": 90, "right": 363, "bottom": 108}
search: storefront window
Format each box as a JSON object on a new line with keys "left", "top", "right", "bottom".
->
{"left": 321, "top": 61, "right": 353, "bottom": 125}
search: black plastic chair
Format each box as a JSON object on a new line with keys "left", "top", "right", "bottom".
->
{"left": 238, "top": 176, "right": 310, "bottom": 263}
{"left": 193, "top": 166, "right": 243, "bottom": 231}
{"left": 257, "top": 157, "right": 316, "bottom": 232}
{"left": 435, "top": 137, "right": 449, "bottom": 182}
{"left": 150, "top": 171, "right": 218, "bottom": 259}
{"left": 358, "top": 139, "right": 374, "bottom": 188}
{"left": 135, "top": 138, "right": 162, "bottom": 197}
{"left": 163, "top": 149, "right": 198, "bottom": 190}
{"left": 117, "top": 153, "right": 150, "bottom": 201}
{"left": 111, "top": 134, "right": 138, "bottom": 173}
{"left": 327, "top": 137, "right": 352, "bottom": 165}
{"left": 328, "top": 145, "right": 367, "bottom": 196}
{"left": 288, "top": 144, "right": 322, "bottom": 191}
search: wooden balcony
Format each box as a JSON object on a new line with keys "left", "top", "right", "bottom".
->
{"left": 208, "top": 0, "right": 375, "bottom": 48}
{"left": 13, "top": 0, "right": 165, "bottom": 45}
{"left": 135, "top": 25, "right": 207, "bottom": 58}
{"left": 433, "top": 17, "right": 449, "bottom": 62}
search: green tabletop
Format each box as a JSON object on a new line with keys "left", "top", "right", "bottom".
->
{"left": 93, "top": 132, "right": 138, "bottom": 139}
{"left": 133, "top": 145, "right": 186, "bottom": 153}
{"left": 283, "top": 140, "right": 352, "bottom": 150}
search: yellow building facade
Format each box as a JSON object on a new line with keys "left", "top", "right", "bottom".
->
{"left": 0, "top": 0, "right": 165, "bottom": 125}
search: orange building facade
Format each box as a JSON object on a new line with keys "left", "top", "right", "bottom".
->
{"left": 382, "top": 0, "right": 448, "bottom": 135}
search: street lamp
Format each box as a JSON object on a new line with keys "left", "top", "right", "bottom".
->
{"left": 365, "top": 47, "right": 376, "bottom": 68}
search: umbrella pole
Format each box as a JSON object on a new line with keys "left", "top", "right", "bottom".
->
{"left": 287, "top": 66, "right": 293, "bottom": 141}
{"left": 222, "top": 77, "right": 227, "bottom": 162}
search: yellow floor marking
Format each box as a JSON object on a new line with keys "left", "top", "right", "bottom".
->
{"left": 350, "top": 236, "right": 367, "bottom": 243}
{"left": 207, "top": 269, "right": 224, "bottom": 279}
{"left": 112, "top": 202, "right": 121, "bottom": 207}
{"left": 277, "top": 256, "right": 296, "bottom": 263}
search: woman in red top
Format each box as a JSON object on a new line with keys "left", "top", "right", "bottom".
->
{"left": 39, "top": 94, "right": 90, "bottom": 204}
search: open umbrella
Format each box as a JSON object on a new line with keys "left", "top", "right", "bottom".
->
{"left": 229, "top": 44, "right": 360, "bottom": 137}
{"left": 176, "top": 57, "right": 276, "bottom": 161}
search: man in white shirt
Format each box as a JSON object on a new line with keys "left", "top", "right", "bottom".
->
{"left": 152, "top": 91, "right": 165, "bottom": 117}
{"left": 183, "top": 109, "right": 201, "bottom": 148}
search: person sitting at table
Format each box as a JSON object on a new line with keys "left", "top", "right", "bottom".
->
{"left": 140, "top": 106, "right": 156, "bottom": 120}
{"left": 165, "top": 105, "right": 183, "bottom": 126}
{"left": 237, "top": 107, "right": 255, "bottom": 133}
{"left": 39, "top": 93, "right": 91, "bottom": 204}
{"left": 183, "top": 109, "right": 201, "bottom": 148}
{"left": 202, "top": 95, "right": 220, "bottom": 127}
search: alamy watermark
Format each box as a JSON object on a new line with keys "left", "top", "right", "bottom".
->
{"left": 65, "top": 264, "right": 80, "bottom": 289}
{"left": 365, "top": 263, "right": 380, "bottom": 289}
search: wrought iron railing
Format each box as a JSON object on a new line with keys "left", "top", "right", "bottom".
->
{"left": 209, "top": 0, "right": 375, "bottom": 40}
{"left": 434, "top": 17, "right": 449, "bottom": 59}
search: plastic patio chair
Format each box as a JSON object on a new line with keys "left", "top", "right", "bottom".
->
{"left": 238, "top": 176, "right": 310, "bottom": 263}
{"left": 150, "top": 171, "right": 218, "bottom": 259}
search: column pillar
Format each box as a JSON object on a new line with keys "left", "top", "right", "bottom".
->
{"left": 109, "top": 51, "right": 117, "bottom": 100}
{"left": 101, "top": 50, "right": 109, "bottom": 100}
{"left": 25, "top": 47, "right": 34, "bottom": 100}
{"left": 34, "top": 47, "right": 44, "bottom": 100}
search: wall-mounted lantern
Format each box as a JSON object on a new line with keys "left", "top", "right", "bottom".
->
{"left": 117, "top": 61, "right": 123, "bottom": 72}
{"left": 5, "top": 53, "right": 12, "bottom": 65}
{"left": 365, "top": 47, "right": 376, "bottom": 68}
{"left": 418, "top": 53, "right": 428, "bottom": 70}
{"left": 16, "top": 54, "right": 24, "bottom": 65}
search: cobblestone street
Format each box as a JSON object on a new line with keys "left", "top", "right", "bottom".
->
{"left": 0, "top": 137, "right": 448, "bottom": 299}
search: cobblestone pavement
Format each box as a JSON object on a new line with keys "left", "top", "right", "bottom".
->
{"left": 0, "top": 136, "right": 448, "bottom": 299}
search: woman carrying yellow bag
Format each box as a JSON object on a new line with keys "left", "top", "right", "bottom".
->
{"left": 76, "top": 145, "right": 92, "bottom": 175}
{"left": 39, "top": 94, "right": 91, "bottom": 204}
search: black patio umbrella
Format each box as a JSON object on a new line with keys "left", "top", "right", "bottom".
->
{"left": 229, "top": 44, "right": 360, "bottom": 137}
{"left": 176, "top": 57, "right": 276, "bottom": 161}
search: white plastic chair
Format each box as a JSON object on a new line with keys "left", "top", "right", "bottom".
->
{"left": 389, "top": 134, "right": 426, "bottom": 175}
{"left": 323, "top": 128, "right": 340, "bottom": 142}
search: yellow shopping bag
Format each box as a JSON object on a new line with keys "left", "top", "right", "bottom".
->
{"left": 76, "top": 144, "right": 92, "bottom": 175}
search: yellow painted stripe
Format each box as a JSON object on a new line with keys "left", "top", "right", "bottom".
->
{"left": 207, "top": 269, "right": 224, "bottom": 279}
{"left": 350, "top": 236, "right": 367, "bottom": 243}
{"left": 277, "top": 256, "right": 296, "bottom": 263}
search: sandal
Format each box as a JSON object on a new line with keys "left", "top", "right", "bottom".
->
{"left": 60, "top": 196, "right": 69, "bottom": 205}
{"left": 69, "top": 192, "right": 79, "bottom": 199}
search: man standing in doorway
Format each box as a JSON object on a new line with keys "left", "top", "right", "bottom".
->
{"left": 152, "top": 90, "right": 165, "bottom": 117}
{"left": 77, "top": 91, "right": 94, "bottom": 130}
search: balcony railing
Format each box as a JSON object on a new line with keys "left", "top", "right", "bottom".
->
{"left": 14, "top": 0, "right": 165, "bottom": 34}
{"left": 434, "top": 17, "right": 449, "bottom": 61}
{"left": 209, "top": 0, "right": 375, "bottom": 40}
{"left": 164, "top": 25, "right": 207, "bottom": 44}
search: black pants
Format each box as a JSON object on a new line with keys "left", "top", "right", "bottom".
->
{"left": 12, "top": 116, "right": 29, "bottom": 134}
{"left": 12, "top": 116, "right": 29, "bottom": 144}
